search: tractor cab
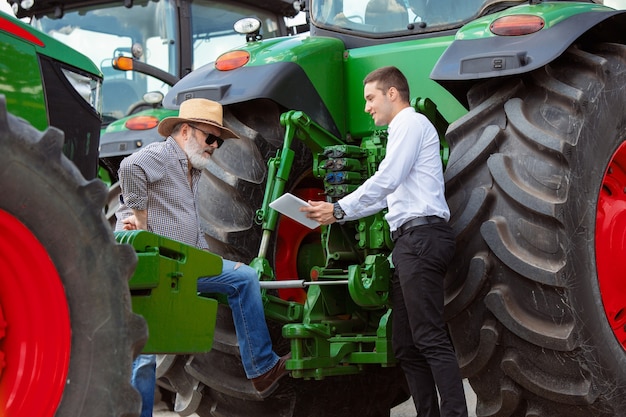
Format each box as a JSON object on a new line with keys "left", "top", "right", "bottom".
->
{"left": 310, "top": 0, "right": 526, "bottom": 40}
{"left": 14, "top": 0, "right": 302, "bottom": 124}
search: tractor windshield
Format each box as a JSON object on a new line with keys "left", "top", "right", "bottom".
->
{"left": 31, "top": 0, "right": 286, "bottom": 122}
{"left": 310, "top": 0, "right": 526, "bottom": 35}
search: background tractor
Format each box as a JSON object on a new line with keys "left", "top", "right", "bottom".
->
{"left": 154, "top": 0, "right": 626, "bottom": 416}
{"left": 8, "top": 0, "right": 306, "bottom": 224}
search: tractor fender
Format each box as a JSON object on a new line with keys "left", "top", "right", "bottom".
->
{"left": 431, "top": 9, "right": 626, "bottom": 107}
{"left": 164, "top": 61, "right": 341, "bottom": 138}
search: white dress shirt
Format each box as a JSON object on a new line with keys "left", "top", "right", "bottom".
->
{"left": 338, "top": 106, "right": 449, "bottom": 232}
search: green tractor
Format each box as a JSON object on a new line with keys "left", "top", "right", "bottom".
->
{"left": 0, "top": 10, "right": 145, "bottom": 417}
{"left": 4, "top": 0, "right": 626, "bottom": 416}
{"left": 149, "top": 0, "right": 626, "bottom": 416}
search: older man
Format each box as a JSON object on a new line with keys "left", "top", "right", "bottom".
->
{"left": 116, "top": 98, "right": 289, "bottom": 417}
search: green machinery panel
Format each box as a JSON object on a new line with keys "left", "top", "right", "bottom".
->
{"left": 115, "top": 230, "right": 220, "bottom": 354}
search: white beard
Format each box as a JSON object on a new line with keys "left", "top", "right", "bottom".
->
{"left": 185, "top": 137, "right": 211, "bottom": 170}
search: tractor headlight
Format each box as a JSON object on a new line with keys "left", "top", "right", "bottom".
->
{"left": 234, "top": 17, "right": 262, "bottom": 35}
{"left": 61, "top": 68, "right": 102, "bottom": 116}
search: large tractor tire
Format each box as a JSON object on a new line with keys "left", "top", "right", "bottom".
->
{"left": 0, "top": 98, "right": 147, "bottom": 417}
{"left": 157, "top": 99, "right": 408, "bottom": 417}
{"left": 443, "top": 42, "right": 626, "bottom": 416}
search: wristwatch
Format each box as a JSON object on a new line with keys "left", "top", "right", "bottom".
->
{"left": 333, "top": 202, "right": 345, "bottom": 220}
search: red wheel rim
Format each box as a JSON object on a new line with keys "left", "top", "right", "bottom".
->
{"left": 274, "top": 188, "right": 323, "bottom": 303}
{"left": 596, "top": 142, "right": 626, "bottom": 350}
{"left": 0, "top": 209, "right": 71, "bottom": 417}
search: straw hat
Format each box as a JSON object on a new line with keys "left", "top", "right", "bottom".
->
{"left": 157, "top": 98, "right": 240, "bottom": 139}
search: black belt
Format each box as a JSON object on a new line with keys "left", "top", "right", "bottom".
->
{"left": 391, "top": 216, "right": 446, "bottom": 241}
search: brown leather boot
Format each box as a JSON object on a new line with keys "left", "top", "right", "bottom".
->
{"left": 251, "top": 353, "right": 291, "bottom": 398}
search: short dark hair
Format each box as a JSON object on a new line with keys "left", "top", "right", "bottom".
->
{"left": 363, "top": 66, "right": 410, "bottom": 103}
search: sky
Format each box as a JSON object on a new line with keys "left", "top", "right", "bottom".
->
{"left": 0, "top": 2, "right": 12, "bottom": 16}
{"left": 605, "top": 0, "right": 626, "bottom": 7}
{"left": 1, "top": 1, "right": 625, "bottom": 24}
{"left": 2, "top": 0, "right": 626, "bottom": 17}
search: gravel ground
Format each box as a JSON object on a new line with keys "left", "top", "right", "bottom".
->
{"left": 153, "top": 379, "right": 477, "bottom": 417}
{"left": 389, "top": 379, "right": 477, "bottom": 417}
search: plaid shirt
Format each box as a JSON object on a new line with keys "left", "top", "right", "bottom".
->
{"left": 115, "top": 136, "right": 209, "bottom": 249}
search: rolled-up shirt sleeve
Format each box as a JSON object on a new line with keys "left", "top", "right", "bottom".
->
{"left": 339, "top": 117, "right": 418, "bottom": 220}
{"left": 118, "top": 149, "right": 165, "bottom": 211}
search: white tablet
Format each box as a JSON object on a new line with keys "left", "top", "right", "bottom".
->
{"left": 269, "top": 193, "right": 321, "bottom": 229}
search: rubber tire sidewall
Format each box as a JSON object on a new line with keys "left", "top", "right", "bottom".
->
{"left": 444, "top": 43, "right": 626, "bottom": 416}
{"left": 0, "top": 111, "right": 144, "bottom": 417}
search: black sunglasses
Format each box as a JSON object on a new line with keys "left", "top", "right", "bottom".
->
{"left": 190, "top": 125, "right": 224, "bottom": 148}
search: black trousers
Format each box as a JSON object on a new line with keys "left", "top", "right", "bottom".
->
{"left": 391, "top": 222, "right": 468, "bottom": 417}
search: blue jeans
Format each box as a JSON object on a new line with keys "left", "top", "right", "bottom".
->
{"left": 131, "top": 354, "right": 156, "bottom": 417}
{"left": 130, "top": 260, "right": 278, "bottom": 414}
{"left": 197, "top": 259, "right": 279, "bottom": 378}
